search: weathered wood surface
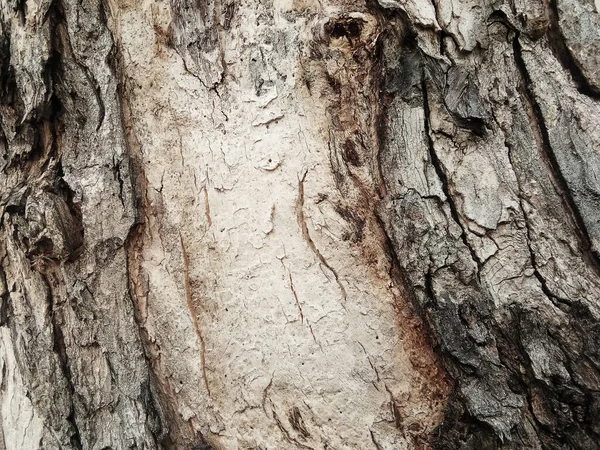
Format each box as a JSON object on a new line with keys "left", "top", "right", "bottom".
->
{"left": 1, "top": 0, "right": 599, "bottom": 449}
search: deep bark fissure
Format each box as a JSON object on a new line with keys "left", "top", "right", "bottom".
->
{"left": 0, "top": 279, "right": 9, "bottom": 328}
{"left": 512, "top": 33, "right": 600, "bottom": 275}
{"left": 546, "top": 0, "right": 600, "bottom": 99}
{"left": 44, "top": 14, "right": 85, "bottom": 448}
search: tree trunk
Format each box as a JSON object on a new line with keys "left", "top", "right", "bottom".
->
{"left": 1, "top": 0, "right": 600, "bottom": 448}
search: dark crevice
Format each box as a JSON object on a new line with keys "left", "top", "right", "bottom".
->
{"left": 369, "top": 430, "right": 384, "bottom": 450}
{"left": 43, "top": 266, "right": 82, "bottom": 450}
{"left": 50, "top": 294, "right": 83, "bottom": 450}
{"left": 512, "top": 34, "right": 600, "bottom": 277}
{"left": 139, "top": 379, "right": 167, "bottom": 444}
{"left": 0, "top": 294, "right": 9, "bottom": 327}
{"left": 3, "top": 1, "right": 81, "bottom": 447}
{"left": 430, "top": 0, "right": 444, "bottom": 56}
{"left": 429, "top": 0, "right": 463, "bottom": 58}
{"left": 546, "top": 0, "right": 600, "bottom": 100}
{"left": 66, "top": 410, "right": 83, "bottom": 450}
{"left": 86, "top": 65, "right": 106, "bottom": 132}
{"left": 325, "top": 17, "right": 364, "bottom": 42}
{"left": 112, "top": 156, "right": 126, "bottom": 209}
{"left": 0, "top": 269, "right": 11, "bottom": 327}
{"left": 16, "top": 0, "right": 27, "bottom": 26}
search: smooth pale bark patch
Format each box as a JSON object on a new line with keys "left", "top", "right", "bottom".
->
{"left": 115, "top": 1, "right": 449, "bottom": 448}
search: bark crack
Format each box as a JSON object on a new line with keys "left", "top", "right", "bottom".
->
{"left": 112, "top": 155, "right": 126, "bottom": 209}
{"left": 296, "top": 170, "right": 347, "bottom": 301}
{"left": 53, "top": 1, "right": 107, "bottom": 131}
{"left": 369, "top": 429, "right": 384, "bottom": 450}
{"left": 261, "top": 374, "right": 274, "bottom": 416}
{"left": 203, "top": 184, "right": 212, "bottom": 228}
{"left": 421, "top": 77, "right": 483, "bottom": 274}
{"left": 288, "top": 271, "right": 304, "bottom": 324}
{"left": 383, "top": 383, "right": 404, "bottom": 431}
{"left": 271, "top": 408, "right": 314, "bottom": 450}
{"left": 502, "top": 137, "right": 570, "bottom": 309}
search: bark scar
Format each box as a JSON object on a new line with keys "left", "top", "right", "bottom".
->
{"left": 179, "top": 233, "right": 211, "bottom": 398}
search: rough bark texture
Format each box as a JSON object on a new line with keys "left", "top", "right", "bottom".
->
{"left": 1, "top": 0, "right": 600, "bottom": 449}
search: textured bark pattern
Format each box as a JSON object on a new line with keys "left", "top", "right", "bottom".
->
{"left": 0, "top": 0, "right": 599, "bottom": 449}
{"left": 0, "top": 0, "right": 160, "bottom": 448}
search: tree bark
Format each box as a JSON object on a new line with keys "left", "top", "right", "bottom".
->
{"left": 1, "top": 0, "right": 600, "bottom": 449}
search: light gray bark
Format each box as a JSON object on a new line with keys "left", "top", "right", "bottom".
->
{"left": 1, "top": 0, "right": 600, "bottom": 449}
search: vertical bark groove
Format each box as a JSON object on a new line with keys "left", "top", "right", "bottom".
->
{"left": 512, "top": 32, "right": 600, "bottom": 272}
{"left": 546, "top": 0, "right": 600, "bottom": 99}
